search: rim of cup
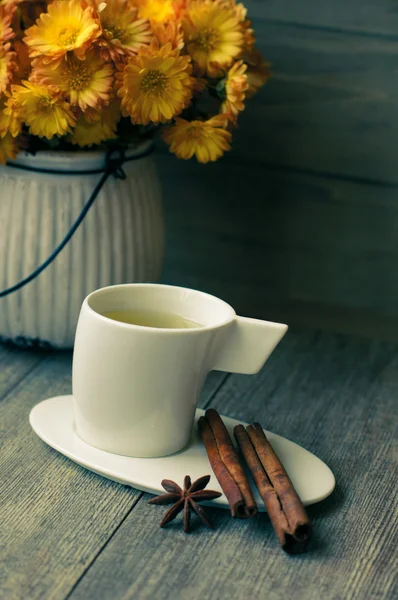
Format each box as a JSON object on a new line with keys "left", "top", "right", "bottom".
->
{"left": 84, "top": 283, "right": 237, "bottom": 334}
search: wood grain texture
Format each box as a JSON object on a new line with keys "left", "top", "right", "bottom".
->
{"left": 244, "top": 1, "right": 398, "bottom": 36}
{"left": 230, "top": 21, "right": 398, "bottom": 183}
{"left": 67, "top": 331, "right": 398, "bottom": 600}
{"left": 238, "top": 298, "right": 398, "bottom": 342}
{"left": 159, "top": 156, "right": 398, "bottom": 319}
{"left": 0, "top": 353, "right": 137, "bottom": 600}
{"left": 0, "top": 346, "right": 228, "bottom": 600}
{"left": 0, "top": 344, "right": 42, "bottom": 400}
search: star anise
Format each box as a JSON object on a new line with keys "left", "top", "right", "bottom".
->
{"left": 148, "top": 475, "right": 222, "bottom": 533}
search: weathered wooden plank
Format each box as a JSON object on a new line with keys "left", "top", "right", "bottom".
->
{"left": 238, "top": 297, "right": 398, "bottom": 342}
{"left": 0, "top": 343, "right": 43, "bottom": 399}
{"left": 230, "top": 22, "right": 398, "bottom": 183}
{"left": 0, "top": 346, "right": 228, "bottom": 600}
{"left": 159, "top": 156, "right": 398, "bottom": 320}
{"left": 66, "top": 331, "right": 398, "bottom": 600}
{"left": 0, "top": 353, "right": 137, "bottom": 600}
{"left": 244, "top": 1, "right": 398, "bottom": 36}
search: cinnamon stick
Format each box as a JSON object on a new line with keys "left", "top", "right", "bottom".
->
{"left": 198, "top": 409, "right": 257, "bottom": 518}
{"left": 234, "top": 423, "right": 311, "bottom": 553}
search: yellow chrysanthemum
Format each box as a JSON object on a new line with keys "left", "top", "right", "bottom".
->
{"left": 183, "top": 0, "right": 243, "bottom": 76}
{"left": 0, "top": 95, "right": 10, "bottom": 136}
{"left": 70, "top": 100, "right": 120, "bottom": 146}
{"left": 220, "top": 59, "right": 247, "bottom": 122}
{"left": 226, "top": 0, "right": 254, "bottom": 49}
{"left": 24, "top": 0, "right": 100, "bottom": 63}
{"left": 0, "top": 42, "right": 16, "bottom": 92}
{"left": 11, "top": 80, "right": 76, "bottom": 138}
{"left": 244, "top": 47, "right": 270, "bottom": 98}
{"left": 223, "top": 0, "right": 247, "bottom": 21}
{"left": 164, "top": 114, "right": 231, "bottom": 162}
{"left": 95, "top": 0, "right": 151, "bottom": 61}
{"left": 0, "top": 4, "right": 14, "bottom": 42}
{"left": 0, "top": 132, "right": 18, "bottom": 163}
{"left": 79, "top": 104, "right": 104, "bottom": 123}
{"left": 0, "top": 92, "right": 23, "bottom": 137}
{"left": 137, "top": 0, "right": 175, "bottom": 23}
{"left": 152, "top": 20, "right": 184, "bottom": 51}
{"left": 118, "top": 41, "right": 193, "bottom": 125}
{"left": 32, "top": 50, "right": 114, "bottom": 111}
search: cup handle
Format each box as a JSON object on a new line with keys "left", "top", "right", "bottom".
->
{"left": 212, "top": 316, "right": 288, "bottom": 375}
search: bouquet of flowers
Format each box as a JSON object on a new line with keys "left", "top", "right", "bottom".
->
{"left": 0, "top": 0, "right": 270, "bottom": 164}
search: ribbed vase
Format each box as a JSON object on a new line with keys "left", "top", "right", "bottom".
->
{"left": 0, "top": 141, "right": 164, "bottom": 349}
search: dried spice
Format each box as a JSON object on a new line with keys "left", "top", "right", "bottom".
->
{"left": 198, "top": 408, "right": 257, "bottom": 518}
{"left": 234, "top": 423, "right": 311, "bottom": 553}
{"left": 148, "top": 475, "right": 221, "bottom": 533}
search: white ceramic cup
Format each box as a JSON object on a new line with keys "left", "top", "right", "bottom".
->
{"left": 72, "top": 284, "right": 288, "bottom": 458}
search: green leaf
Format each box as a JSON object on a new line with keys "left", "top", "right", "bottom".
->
{"left": 215, "top": 78, "right": 227, "bottom": 101}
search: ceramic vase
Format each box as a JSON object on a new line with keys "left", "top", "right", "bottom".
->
{"left": 0, "top": 141, "right": 164, "bottom": 348}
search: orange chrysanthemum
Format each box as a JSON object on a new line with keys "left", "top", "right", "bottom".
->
{"left": 0, "top": 3, "right": 14, "bottom": 42}
{"left": 164, "top": 114, "right": 231, "bottom": 162}
{"left": 192, "top": 74, "right": 206, "bottom": 95}
{"left": 12, "top": 39, "right": 31, "bottom": 83}
{"left": 220, "top": 59, "right": 247, "bottom": 122}
{"left": 174, "top": 0, "right": 188, "bottom": 19}
{"left": 137, "top": 0, "right": 175, "bottom": 23}
{"left": 24, "top": 0, "right": 100, "bottom": 63}
{"left": 11, "top": 80, "right": 76, "bottom": 138}
{"left": 152, "top": 20, "right": 184, "bottom": 51}
{"left": 95, "top": 0, "right": 152, "bottom": 61}
{"left": 0, "top": 42, "right": 16, "bottom": 92}
{"left": 32, "top": 50, "right": 114, "bottom": 111}
{"left": 241, "top": 18, "right": 255, "bottom": 51}
{"left": 0, "top": 132, "right": 18, "bottom": 163}
{"left": 183, "top": 0, "right": 243, "bottom": 76}
{"left": 244, "top": 47, "right": 270, "bottom": 98}
{"left": 70, "top": 99, "right": 120, "bottom": 146}
{"left": 0, "top": 0, "right": 267, "bottom": 159}
{"left": 118, "top": 41, "right": 193, "bottom": 125}
{"left": 0, "top": 91, "right": 22, "bottom": 136}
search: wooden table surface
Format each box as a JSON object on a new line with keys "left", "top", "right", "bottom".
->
{"left": 1, "top": 329, "right": 397, "bottom": 600}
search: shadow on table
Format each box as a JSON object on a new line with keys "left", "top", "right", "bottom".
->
{"left": 306, "top": 481, "right": 344, "bottom": 519}
{"left": 207, "top": 482, "right": 344, "bottom": 558}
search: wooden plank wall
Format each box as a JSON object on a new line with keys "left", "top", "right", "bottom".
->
{"left": 159, "top": 1, "right": 398, "bottom": 338}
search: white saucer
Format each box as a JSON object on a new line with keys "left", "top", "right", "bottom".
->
{"left": 29, "top": 396, "right": 335, "bottom": 510}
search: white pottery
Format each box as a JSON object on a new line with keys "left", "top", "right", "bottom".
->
{"left": 72, "top": 283, "right": 288, "bottom": 458}
{"left": 29, "top": 396, "right": 336, "bottom": 508}
{"left": 0, "top": 140, "right": 164, "bottom": 349}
